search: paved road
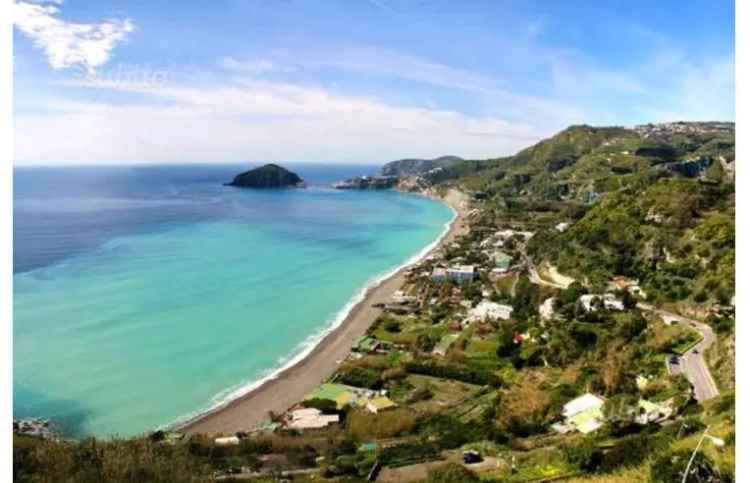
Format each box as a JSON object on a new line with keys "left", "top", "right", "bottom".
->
{"left": 517, "top": 254, "right": 718, "bottom": 403}
{"left": 638, "top": 303, "right": 720, "bottom": 402}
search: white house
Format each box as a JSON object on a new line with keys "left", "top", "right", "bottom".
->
{"left": 635, "top": 399, "right": 673, "bottom": 425}
{"left": 661, "top": 314, "right": 680, "bottom": 325}
{"left": 539, "top": 297, "right": 556, "bottom": 321}
{"left": 366, "top": 396, "right": 397, "bottom": 414}
{"left": 465, "top": 300, "right": 513, "bottom": 324}
{"left": 558, "top": 393, "right": 606, "bottom": 434}
{"left": 430, "top": 267, "right": 448, "bottom": 282}
{"left": 555, "top": 222, "right": 570, "bottom": 233}
{"left": 579, "top": 294, "right": 625, "bottom": 312}
{"left": 287, "top": 408, "right": 340, "bottom": 430}
{"left": 214, "top": 436, "right": 240, "bottom": 446}
{"left": 447, "top": 265, "right": 476, "bottom": 283}
{"left": 392, "top": 290, "right": 417, "bottom": 304}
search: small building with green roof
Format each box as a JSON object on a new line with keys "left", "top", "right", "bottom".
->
{"left": 352, "top": 335, "right": 387, "bottom": 353}
{"left": 492, "top": 251, "right": 513, "bottom": 272}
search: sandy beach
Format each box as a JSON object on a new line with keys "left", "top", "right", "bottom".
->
{"left": 179, "top": 189, "right": 470, "bottom": 435}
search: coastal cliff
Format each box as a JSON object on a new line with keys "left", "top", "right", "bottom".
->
{"left": 226, "top": 164, "right": 304, "bottom": 188}
{"left": 379, "top": 155, "right": 463, "bottom": 177}
{"left": 333, "top": 155, "right": 462, "bottom": 192}
{"left": 333, "top": 176, "right": 398, "bottom": 190}
{"left": 332, "top": 174, "right": 432, "bottom": 193}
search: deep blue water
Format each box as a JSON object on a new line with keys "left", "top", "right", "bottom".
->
{"left": 14, "top": 164, "right": 382, "bottom": 274}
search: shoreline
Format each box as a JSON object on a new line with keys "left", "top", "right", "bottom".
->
{"left": 177, "top": 188, "right": 469, "bottom": 435}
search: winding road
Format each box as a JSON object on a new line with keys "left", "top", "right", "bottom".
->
{"left": 522, "top": 252, "right": 720, "bottom": 403}
{"left": 637, "top": 303, "right": 720, "bottom": 402}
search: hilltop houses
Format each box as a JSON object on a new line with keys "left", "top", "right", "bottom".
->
{"left": 494, "top": 229, "right": 534, "bottom": 243}
{"left": 579, "top": 294, "right": 625, "bottom": 312}
{"left": 609, "top": 276, "right": 646, "bottom": 298}
{"left": 479, "top": 228, "right": 534, "bottom": 250}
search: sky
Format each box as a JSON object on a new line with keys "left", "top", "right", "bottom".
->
{"left": 13, "top": 0, "right": 735, "bottom": 165}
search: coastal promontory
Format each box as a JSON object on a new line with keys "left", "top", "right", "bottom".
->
{"left": 226, "top": 164, "right": 304, "bottom": 188}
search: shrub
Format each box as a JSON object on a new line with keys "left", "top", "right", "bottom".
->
{"left": 563, "top": 440, "right": 603, "bottom": 473}
{"left": 14, "top": 435, "right": 214, "bottom": 482}
{"left": 406, "top": 386, "right": 433, "bottom": 403}
{"left": 414, "top": 414, "right": 478, "bottom": 449}
{"left": 426, "top": 462, "right": 479, "bottom": 482}
{"left": 679, "top": 416, "right": 706, "bottom": 437}
{"left": 238, "top": 437, "right": 273, "bottom": 455}
{"left": 404, "top": 361, "right": 501, "bottom": 386}
{"left": 337, "top": 367, "right": 381, "bottom": 389}
{"left": 380, "top": 442, "right": 441, "bottom": 467}
{"left": 328, "top": 438, "right": 357, "bottom": 458}
{"left": 302, "top": 398, "right": 339, "bottom": 414}
{"left": 416, "top": 333, "right": 440, "bottom": 352}
{"left": 650, "top": 450, "right": 731, "bottom": 483}
{"left": 601, "top": 431, "right": 669, "bottom": 472}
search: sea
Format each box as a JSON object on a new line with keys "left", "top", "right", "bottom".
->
{"left": 13, "top": 164, "right": 454, "bottom": 438}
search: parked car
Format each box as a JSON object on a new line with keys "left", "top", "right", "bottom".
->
{"left": 463, "top": 450, "right": 483, "bottom": 464}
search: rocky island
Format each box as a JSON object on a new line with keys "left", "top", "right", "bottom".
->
{"left": 225, "top": 163, "right": 304, "bottom": 188}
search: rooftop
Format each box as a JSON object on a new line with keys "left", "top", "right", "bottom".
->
{"left": 367, "top": 396, "right": 396, "bottom": 411}
{"left": 563, "top": 393, "right": 605, "bottom": 418}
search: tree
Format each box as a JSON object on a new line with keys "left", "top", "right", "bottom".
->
{"left": 512, "top": 276, "right": 541, "bottom": 321}
{"left": 496, "top": 323, "right": 519, "bottom": 359}
{"left": 559, "top": 282, "right": 587, "bottom": 306}
{"left": 621, "top": 290, "right": 637, "bottom": 310}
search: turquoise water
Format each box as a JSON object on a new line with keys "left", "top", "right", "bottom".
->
{"left": 14, "top": 165, "right": 453, "bottom": 438}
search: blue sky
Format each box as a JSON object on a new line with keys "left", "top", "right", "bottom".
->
{"left": 13, "top": 0, "right": 735, "bottom": 165}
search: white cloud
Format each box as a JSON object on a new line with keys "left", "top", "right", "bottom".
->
{"left": 15, "top": 78, "right": 555, "bottom": 165}
{"left": 13, "top": 0, "right": 134, "bottom": 73}
{"left": 635, "top": 57, "right": 734, "bottom": 123}
{"left": 220, "top": 57, "right": 296, "bottom": 76}
{"left": 305, "top": 46, "right": 504, "bottom": 94}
